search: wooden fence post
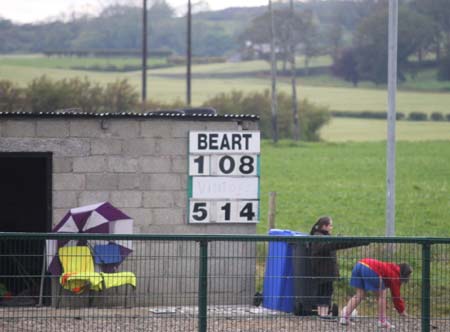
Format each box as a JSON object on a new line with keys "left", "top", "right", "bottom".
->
{"left": 268, "top": 191, "right": 276, "bottom": 230}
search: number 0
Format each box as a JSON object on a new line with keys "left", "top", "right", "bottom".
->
{"left": 219, "top": 155, "right": 235, "bottom": 174}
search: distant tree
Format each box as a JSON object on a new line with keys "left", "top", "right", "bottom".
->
{"left": 192, "top": 24, "right": 234, "bottom": 57}
{"left": 332, "top": 47, "right": 359, "bottom": 86}
{"left": 412, "top": 0, "right": 450, "bottom": 60}
{"left": 148, "top": 0, "right": 176, "bottom": 20}
{"left": 0, "top": 19, "right": 18, "bottom": 52}
{"left": 300, "top": 10, "right": 320, "bottom": 75}
{"left": 37, "top": 21, "right": 81, "bottom": 51}
{"left": 240, "top": 9, "right": 288, "bottom": 69}
{"left": 71, "top": 3, "right": 176, "bottom": 51}
{"left": 437, "top": 49, "right": 450, "bottom": 81}
{"left": 353, "top": 5, "right": 435, "bottom": 84}
{"left": 325, "top": 21, "right": 344, "bottom": 60}
{"left": 0, "top": 18, "right": 13, "bottom": 29}
{"left": 239, "top": 8, "right": 318, "bottom": 72}
{"left": 310, "top": 0, "right": 377, "bottom": 31}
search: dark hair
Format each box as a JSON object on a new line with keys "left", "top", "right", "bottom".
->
{"left": 399, "top": 263, "right": 412, "bottom": 283}
{"left": 310, "top": 216, "right": 332, "bottom": 235}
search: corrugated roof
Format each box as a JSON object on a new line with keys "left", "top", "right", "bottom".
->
{"left": 0, "top": 110, "right": 259, "bottom": 121}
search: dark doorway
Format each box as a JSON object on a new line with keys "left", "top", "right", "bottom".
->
{"left": 0, "top": 152, "right": 52, "bottom": 305}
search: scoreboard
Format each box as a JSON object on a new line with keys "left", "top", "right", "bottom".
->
{"left": 188, "top": 131, "right": 260, "bottom": 224}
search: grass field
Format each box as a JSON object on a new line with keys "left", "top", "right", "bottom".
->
{"left": 258, "top": 140, "right": 450, "bottom": 237}
{"left": 0, "top": 54, "right": 166, "bottom": 69}
{"left": 321, "top": 118, "right": 450, "bottom": 142}
{"left": 2, "top": 54, "right": 450, "bottom": 115}
{"left": 1, "top": 55, "right": 449, "bottom": 235}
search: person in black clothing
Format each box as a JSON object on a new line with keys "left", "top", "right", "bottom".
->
{"left": 309, "top": 216, "right": 366, "bottom": 320}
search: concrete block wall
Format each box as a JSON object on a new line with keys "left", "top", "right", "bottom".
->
{"left": 0, "top": 115, "right": 260, "bottom": 306}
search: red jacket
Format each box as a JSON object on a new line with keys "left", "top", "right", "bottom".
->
{"left": 360, "top": 258, "right": 405, "bottom": 313}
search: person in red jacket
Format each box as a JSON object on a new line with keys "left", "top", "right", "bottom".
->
{"left": 340, "top": 258, "right": 412, "bottom": 329}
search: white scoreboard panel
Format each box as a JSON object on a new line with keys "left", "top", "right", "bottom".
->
{"left": 188, "top": 131, "right": 260, "bottom": 224}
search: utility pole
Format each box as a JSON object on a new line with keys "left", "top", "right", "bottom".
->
{"left": 269, "top": 0, "right": 278, "bottom": 143}
{"left": 290, "top": 0, "right": 299, "bottom": 141}
{"left": 386, "top": 0, "right": 398, "bottom": 237}
{"left": 142, "top": 0, "right": 148, "bottom": 109}
{"left": 187, "top": 0, "right": 192, "bottom": 106}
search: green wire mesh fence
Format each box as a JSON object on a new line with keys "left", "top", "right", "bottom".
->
{"left": 0, "top": 233, "right": 449, "bottom": 332}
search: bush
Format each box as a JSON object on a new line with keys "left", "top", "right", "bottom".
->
{"left": 168, "top": 56, "right": 226, "bottom": 65}
{"left": 58, "top": 77, "right": 105, "bottom": 113}
{"left": 430, "top": 112, "right": 444, "bottom": 121}
{"left": 25, "top": 76, "right": 110, "bottom": 113}
{"left": 103, "top": 79, "right": 139, "bottom": 112}
{"left": 331, "top": 111, "right": 405, "bottom": 120}
{"left": 396, "top": 112, "right": 406, "bottom": 120}
{"left": 408, "top": 112, "right": 428, "bottom": 121}
{"left": 6, "top": 76, "right": 138, "bottom": 113}
{"left": 0, "top": 80, "right": 25, "bottom": 111}
{"left": 202, "top": 90, "right": 331, "bottom": 141}
{"left": 26, "top": 76, "right": 67, "bottom": 113}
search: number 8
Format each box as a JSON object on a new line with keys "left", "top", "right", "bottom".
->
{"left": 239, "top": 156, "right": 254, "bottom": 174}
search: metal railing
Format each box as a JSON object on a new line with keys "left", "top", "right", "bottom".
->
{"left": 0, "top": 232, "right": 449, "bottom": 332}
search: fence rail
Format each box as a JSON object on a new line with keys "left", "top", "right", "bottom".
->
{"left": 0, "top": 232, "right": 449, "bottom": 332}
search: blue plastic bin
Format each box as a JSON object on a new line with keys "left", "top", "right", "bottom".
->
{"left": 262, "top": 229, "right": 307, "bottom": 312}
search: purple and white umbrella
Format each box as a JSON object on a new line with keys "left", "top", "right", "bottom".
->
{"left": 46, "top": 202, "right": 133, "bottom": 275}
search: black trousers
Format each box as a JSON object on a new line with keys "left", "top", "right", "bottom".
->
{"left": 314, "top": 280, "right": 333, "bottom": 306}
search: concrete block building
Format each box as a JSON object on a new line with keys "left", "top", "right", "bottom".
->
{"left": 0, "top": 110, "right": 260, "bottom": 306}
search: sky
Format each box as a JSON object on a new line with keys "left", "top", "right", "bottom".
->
{"left": 0, "top": 0, "right": 270, "bottom": 24}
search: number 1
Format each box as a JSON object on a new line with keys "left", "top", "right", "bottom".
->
{"left": 193, "top": 155, "right": 204, "bottom": 174}
{"left": 220, "top": 202, "right": 231, "bottom": 221}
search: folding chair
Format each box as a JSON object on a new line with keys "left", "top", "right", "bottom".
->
{"left": 57, "top": 246, "right": 136, "bottom": 307}
{"left": 93, "top": 243, "right": 137, "bottom": 307}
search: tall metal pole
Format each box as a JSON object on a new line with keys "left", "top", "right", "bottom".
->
{"left": 386, "top": 0, "right": 398, "bottom": 236}
{"left": 142, "top": 0, "right": 148, "bottom": 109}
{"left": 187, "top": 0, "right": 192, "bottom": 106}
{"left": 269, "top": 0, "right": 278, "bottom": 143}
{"left": 289, "top": 0, "right": 299, "bottom": 141}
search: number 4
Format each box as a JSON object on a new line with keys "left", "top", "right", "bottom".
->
{"left": 239, "top": 202, "right": 257, "bottom": 221}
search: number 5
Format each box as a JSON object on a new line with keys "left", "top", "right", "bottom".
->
{"left": 191, "top": 201, "right": 209, "bottom": 223}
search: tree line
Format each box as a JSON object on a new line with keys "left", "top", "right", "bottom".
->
{"left": 0, "top": 0, "right": 449, "bottom": 84}
{"left": 0, "top": 1, "right": 235, "bottom": 57}
{"left": 240, "top": 0, "right": 450, "bottom": 84}
{"left": 2, "top": 0, "right": 449, "bottom": 142}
